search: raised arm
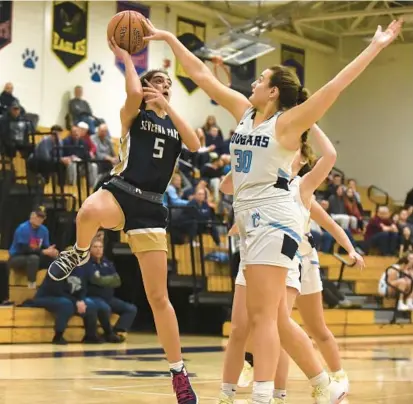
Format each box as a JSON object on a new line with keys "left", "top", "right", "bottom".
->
{"left": 300, "top": 124, "right": 336, "bottom": 205}
{"left": 108, "top": 38, "right": 143, "bottom": 137}
{"left": 142, "top": 20, "right": 251, "bottom": 122}
{"left": 277, "top": 20, "right": 403, "bottom": 146}
{"left": 310, "top": 201, "right": 364, "bottom": 268}
{"left": 220, "top": 171, "right": 234, "bottom": 195}
{"left": 143, "top": 82, "right": 200, "bottom": 152}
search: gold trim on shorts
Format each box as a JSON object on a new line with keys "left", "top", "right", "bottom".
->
{"left": 127, "top": 228, "right": 167, "bottom": 253}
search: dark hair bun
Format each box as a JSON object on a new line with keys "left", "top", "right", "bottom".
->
{"left": 297, "top": 86, "right": 310, "bottom": 105}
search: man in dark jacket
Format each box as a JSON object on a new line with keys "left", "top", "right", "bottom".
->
{"left": 32, "top": 266, "right": 100, "bottom": 345}
{"left": 85, "top": 239, "right": 137, "bottom": 337}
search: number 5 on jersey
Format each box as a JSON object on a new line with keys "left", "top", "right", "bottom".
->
{"left": 153, "top": 137, "right": 165, "bottom": 159}
{"left": 234, "top": 149, "right": 252, "bottom": 173}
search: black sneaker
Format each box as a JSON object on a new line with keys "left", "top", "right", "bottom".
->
{"left": 104, "top": 333, "right": 125, "bottom": 343}
{"left": 48, "top": 248, "right": 90, "bottom": 281}
{"left": 82, "top": 335, "right": 104, "bottom": 344}
{"left": 171, "top": 366, "right": 198, "bottom": 404}
{"left": 52, "top": 335, "right": 68, "bottom": 345}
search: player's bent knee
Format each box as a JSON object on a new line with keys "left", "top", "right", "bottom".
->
{"left": 308, "top": 325, "right": 332, "bottom": 343}
{"left": 146, "top": 292, "right": 169, "bottom": 311}
{"left": 229, "top": 321, "right": 249, "bottom": 343}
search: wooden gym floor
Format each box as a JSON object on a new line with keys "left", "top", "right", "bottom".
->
{"left": 1, "top": 334, "right": 413, "bottom": 403}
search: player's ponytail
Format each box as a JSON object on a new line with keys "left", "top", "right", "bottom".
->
{"left": 300, "top": 132, "right": 316, "bottom": 168}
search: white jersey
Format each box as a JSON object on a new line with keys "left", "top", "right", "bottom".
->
{"left": 230, "top": 107, "right": 297, "bottom": 211}
{"left": 289, "top": 176, "right": 313, "bottom": 256}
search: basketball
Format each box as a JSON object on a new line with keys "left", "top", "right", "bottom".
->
{"left": 107, "top": 10, "right": 147, "bottom": 54}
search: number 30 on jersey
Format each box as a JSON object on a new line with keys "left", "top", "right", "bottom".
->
{"left": 234, "top": 149, "right": 252, "bottom": 173}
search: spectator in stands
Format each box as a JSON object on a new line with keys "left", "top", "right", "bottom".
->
{"left": 378, "top": 256, "right": 413, "bottom": 311}
{"left": 0, "top": 82, "right": 25, "bottom": 116}
{"left": 31, "top": 267, "right": 101, "bottom": 344}
{"left": 325, "top": 173, "right": 342, "bottom": 198}
{"left": 8, "top": 206, "right": 58, "bottom": 288}
{"left": 201, "top": 152, "right": 224, "bottom": 202}
{"left": 364, "top": 206, "right": 399, "bottom": 256}
{"left": 62, "top": 125, "right": 98, "bottom": 186}
{"left": 27, "top": 125, "right": 67, "bottom": 186}
{"left": 399, "top": 226, "right": 413, "bottom": 257}
{"left": 85, "top": 238, "right": 137, "bottom": 339}
{"left": 0, "top": 100, "right": 34, "bottom": 158}
{"left": 328, "top": 185, "right": 358, "bottom": 231}
{"left": 396, "top": 209, "right": 412, "bottom": 233}
{"left": 77, "top": 121, "right": 96, "bottom": 158}
{"left": 182, "top": 187, "right": 221, "bottom": 247}
{"left": 69, "top": 85, "right": 98, "bottom": 134}
{"left": 166, "top": 173, "right": 191, "bottom": 207}
{"left": 204, "top": 126, "right": 225, "bottom": 155}
{"left": 197, "top": 115, "right": 223, "bottom": 140}
{"left": 344, "top": 188, "right": 363, "bottom": 231}
{"left": 91, "top": 123, "right": 118, "bottom": 175}
{"left": 346, "top": 179, "right": 362, "bottom": 205}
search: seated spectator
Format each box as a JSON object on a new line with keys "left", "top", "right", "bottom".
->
{"left": 0, "top": 82, "right": 25, "bottom": 116}
{"left": 364, "top": 206, "right": 399, "bottom": 256}
{"left": 182, "top": 188, "right": 221, "bottom": 247}
{"left": 344, "top": 188, "right": 363, "bottom": 231}
{"left": 201, "top": 152, "right": 224, "bottom": 202}
{"left": 31, "top": 267, "right": 101, "bottom": 344}
{"left": 328, "top": 185, "right": 357, "bottom": 231}
{"left": 204, "top": 126, "right": 225, "bottom": 155}
{"left": 63, "top": 124, "right": 98, "bottom": 186}
{"left": 85, "top": 238, "right": 137, "bottom": 339}
{"left": 69, "top": 85, "right": 99, "bottom": 133}
{"left": 8, "top": 206, "right": 58, "bottom": 288}
{"left": 325, "top": 173, "right": 342, "bottom": 199}
{"left": 27, "top": 125, "right": 67, "bottom": 186}
{"left": 396, "top": 208, "right": 412, "bottom": 233}
{"left": 346, "top": 179, "right": 362, "bottom": 206}
{"left": 77, "top": 121, "right": 96, "bottom": 158}
{"left": 166, "top": 173, "right": 191, "bottom": 207}
{"left": 399, "top": 226, "right": 413, "bottom": 257}
{"left": 91, "top": 123, "right": 118, "bottom": 175}
{"left": 378, "top": 256, "right": 413, "bottom": 311}
{"left": 0, "top": 100, "right": 34, "bottom": 158}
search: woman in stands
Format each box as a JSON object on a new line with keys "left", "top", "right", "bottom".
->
{"left": 48, "top": 38, "right": 200, "bottom": 404}
{"left": 143, "top": 17, "right": 402, "bottom": 403}
{"left": 219, "top": 126, "right": 364, "bottom": 403}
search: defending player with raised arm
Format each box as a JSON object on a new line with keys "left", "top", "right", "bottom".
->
{"left": 48, "top": 37, "right": 200, "bottom": 404}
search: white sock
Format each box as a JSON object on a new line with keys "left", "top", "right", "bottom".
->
{"left": 75, "top": 243, "right": 90, "bottom": 253}
{"left": 273, "top": 389, "right": 287, "bottom": 399}
{"left": 221, "top": 383, "right": 237, "bottom": 397}
{"left": 310, "top": 371, "right": 330, "bottom": 388}
{"left": 252, "top": 381, "right": 273, "bottom": 403}
{"left": 169, "top": 360, "right": 184, "bottom": 372}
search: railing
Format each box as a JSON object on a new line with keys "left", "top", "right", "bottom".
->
{"left": 383, "top": 265, "right": 413, "bottom": 324}
{"left": 333, "top": 252, "right": 357, "bottom": 290}
{"left": 367, "top": 185, "right": 389, "bottom": 213}
{"left": 167, "top": 205, "right": 232, "bottom": 306}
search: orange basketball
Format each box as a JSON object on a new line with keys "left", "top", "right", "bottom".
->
{"left": 107, "top": 10, "right": 147, "bottom": 54}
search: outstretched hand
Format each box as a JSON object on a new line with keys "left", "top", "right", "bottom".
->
{"left": 143, "top": 79, "right": 169, "bottom": 110}
{"left": 371, "top": 19, "right": 403, "bottom": 48}
{"left": 107, "top": 36, "right": 130, "bottom": 61}
{"left": 142, "top": 18, "right": 171, "bottom": 42}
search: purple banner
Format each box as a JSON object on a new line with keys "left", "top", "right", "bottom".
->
{"left": 116, "top": 1, "right": 150, "bottom": 76}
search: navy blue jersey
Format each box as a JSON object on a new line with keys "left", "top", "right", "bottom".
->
{"left": 111, "top": 109, "right": 182, "bottom": 193}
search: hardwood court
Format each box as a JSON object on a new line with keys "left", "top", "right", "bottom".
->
{"left": 0, "top": 334, "right": 412, "bottom": 403}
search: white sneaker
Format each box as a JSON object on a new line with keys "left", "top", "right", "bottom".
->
{"left": 397, "top": 300, "right": 410, "bottom": 311}
{"left": 312, "top": 379, "right": 347, "bottom": 403}
{"left": 331, "top": 370, "right": 349, "bottom": 394}
{"left": 237, "top": 361, "right": 253, "bottom": 388}
{"left": 217, "top": 392, "right": 234, "bottom": 403}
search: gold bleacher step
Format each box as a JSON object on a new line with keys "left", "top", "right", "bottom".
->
{"left": 0, "top": 249, "right": 9, "bottom": 261}
{"left": 9, "top": 286, "right": 36, "bottom": 305}
{"left": 291, "top": 309, "right": 375, "bottom": 326}
{"left": 207, "top": 276, "right": 232, "bottom": 292}
{"left": 328, "top": 268, "right": 385, "bottom": 281}
{"left": 11, "top": 327, "right": 86, "bottom": 343}
{"left": 10, "top": 269, "right": 47, "bottom": 287}
{"left": 0, "top": 306, "right": 14, "bottom": 326}
{"left": 223, "top": 321, "right": 413, "bottom": 338}
{"left": 355, "top": 280, "right": 379, "bottom": 295}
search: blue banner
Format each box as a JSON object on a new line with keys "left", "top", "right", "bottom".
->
{"left": 116, "top": 2, "right": 150, "bottom": 76}
{"left": 281, "top": 44, "right": 305, "bottom": 85}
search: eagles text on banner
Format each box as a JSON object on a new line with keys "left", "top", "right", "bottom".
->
{"left": 115, "top": 1, "right": 150, "bottom": 76}
{"left": 52, "top": 1, "right": 88, "bottom": 71}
